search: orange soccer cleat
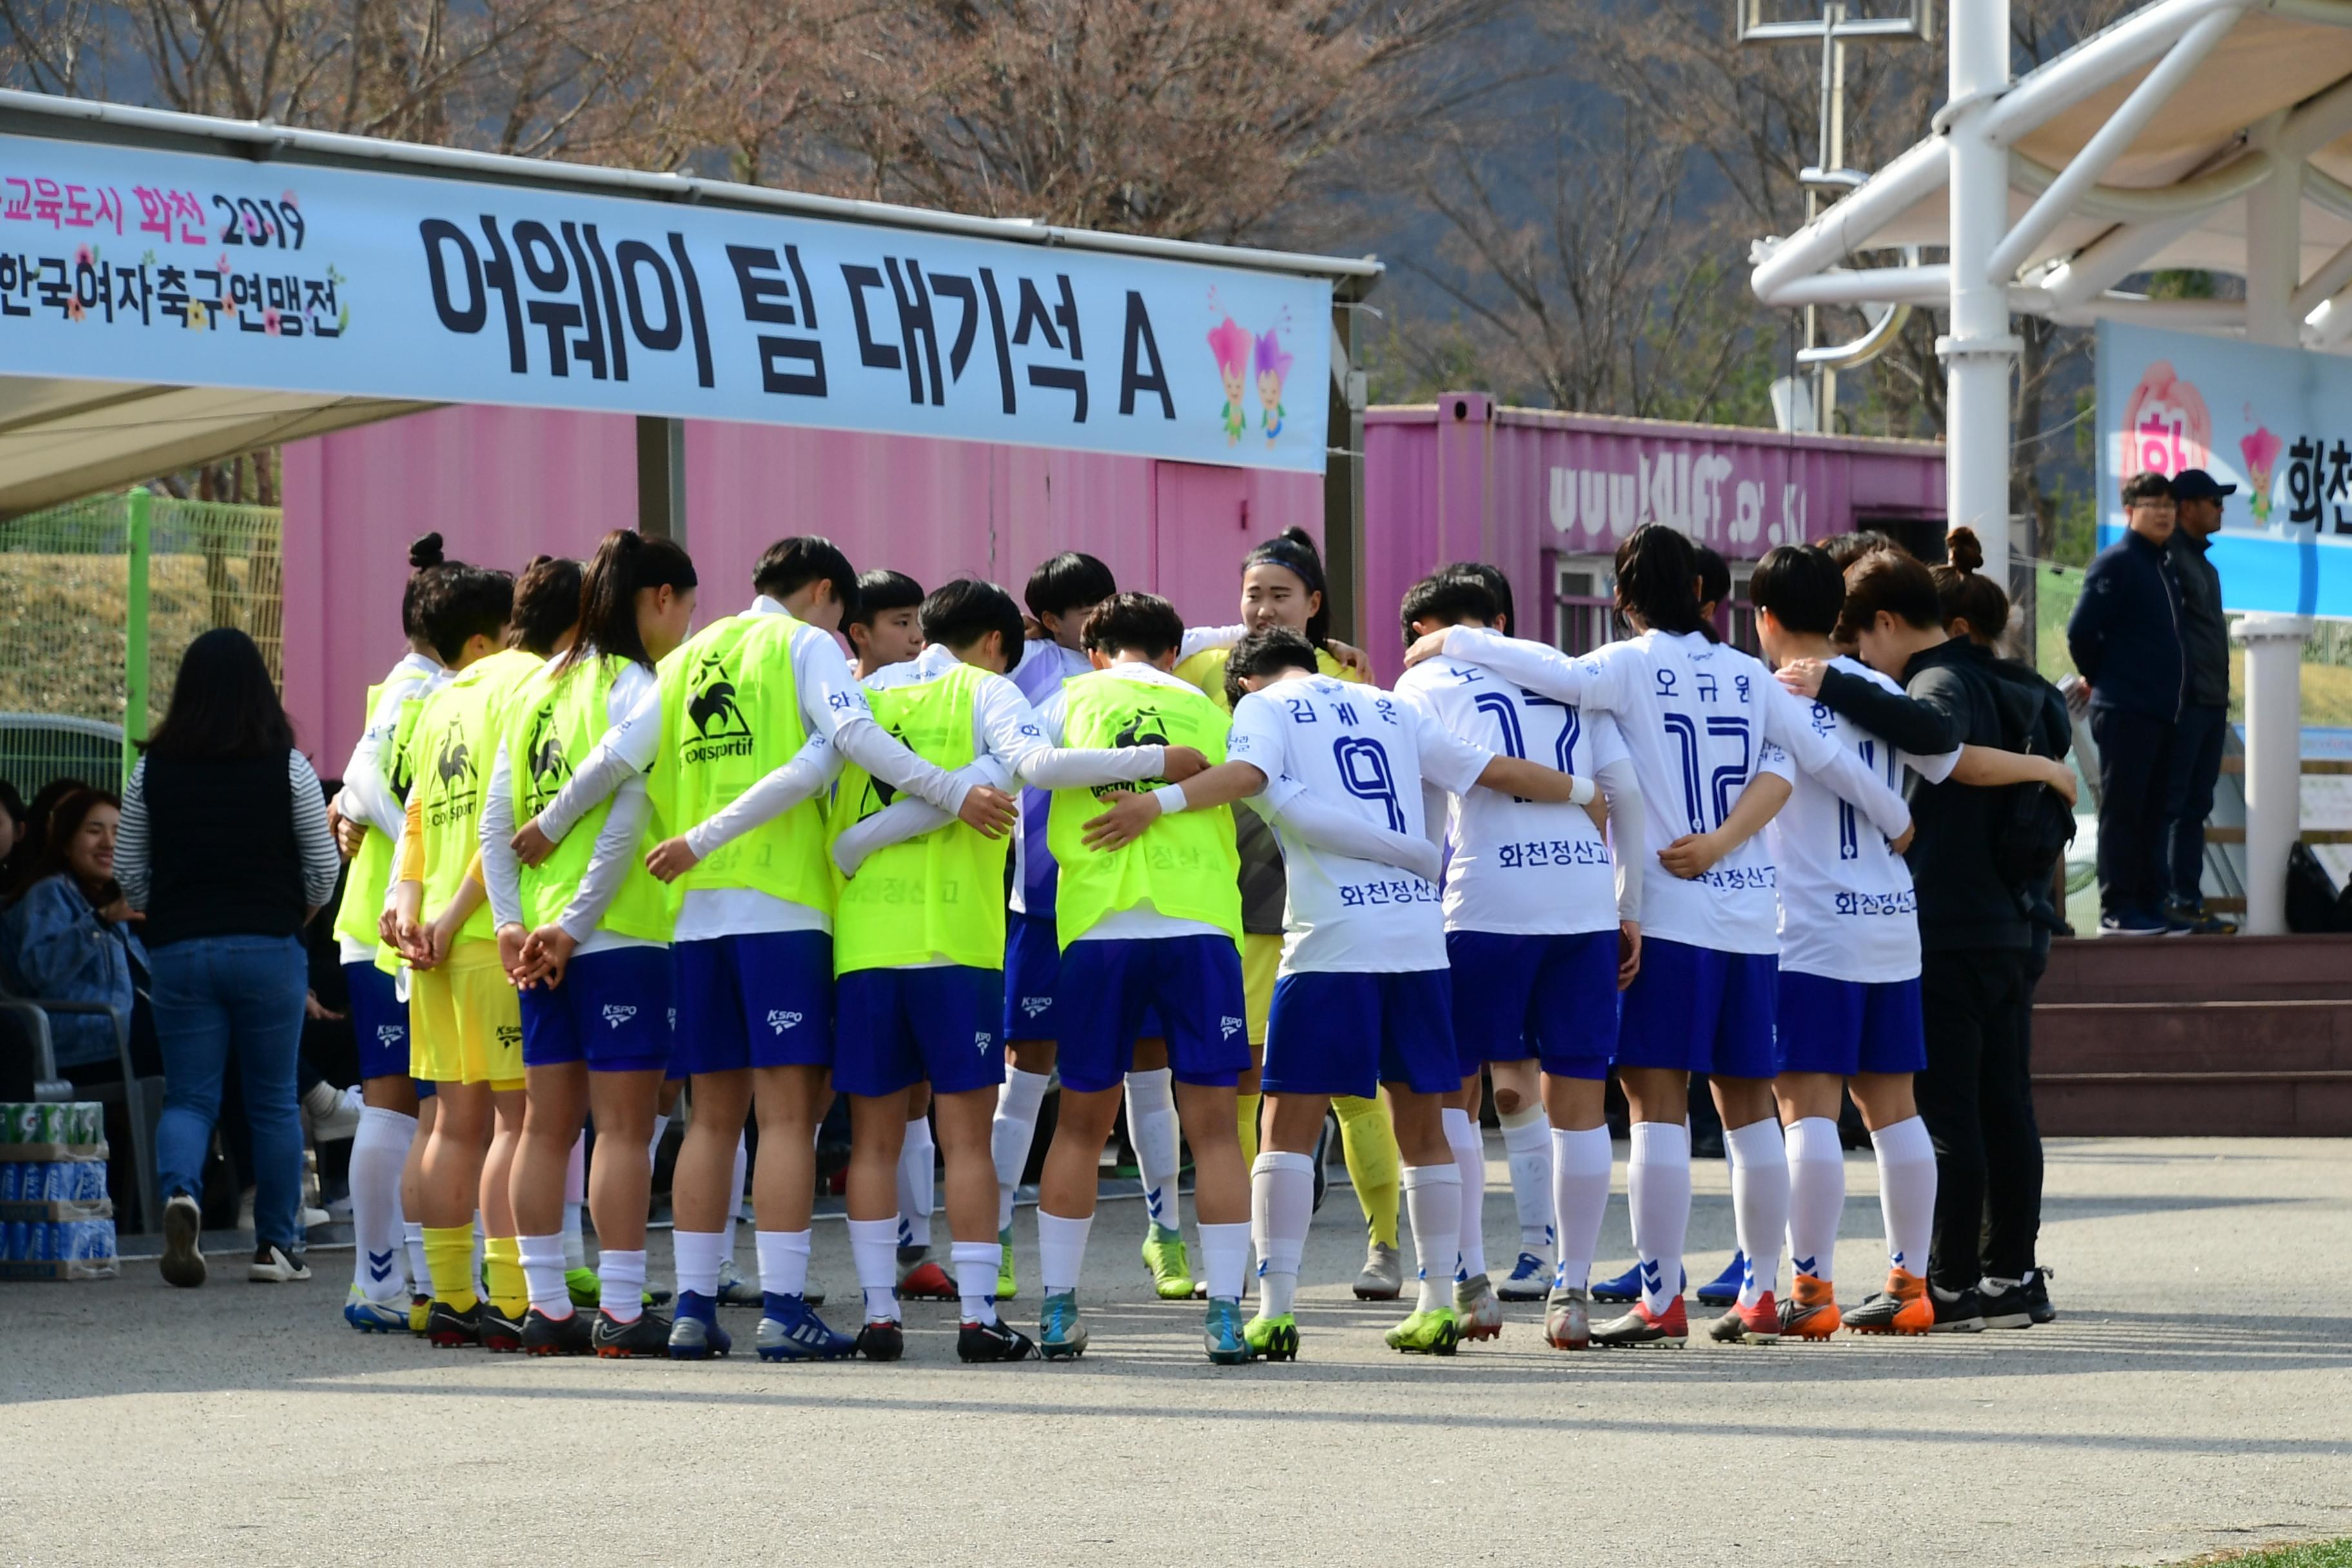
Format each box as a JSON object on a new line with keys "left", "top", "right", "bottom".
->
{"left": 1778, "top": 1272, "right": 1843, "bottom": 1340}
{"left": 1843, "top": 1267, "right": 1933, "bottom": 1335}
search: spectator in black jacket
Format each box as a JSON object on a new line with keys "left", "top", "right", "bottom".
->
{"left": 2066, "top": 471, "right": 2188, "bottom": 936}
{"left": 2163, "top": 469, "right": 2235, "bottom": 934}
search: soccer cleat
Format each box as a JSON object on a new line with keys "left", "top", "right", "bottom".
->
{"left": 520, "top": 1306, "right": 593, "bottom": 1356}
{"left": 1543, "top": 1286, "right": 1591, "bottom": 1350}
{"left": 159, "top": 1193, "right": 206, "bottom": 1289}
{"left": 478, "top": 1301, "right": 525, "bottom": 1353}
{"left": 1384, "top": 1306, "right": 1462, "bottom": 1356}
{"left": 1843, "top": 1268, "right": 1934, "bottom": 1336}
{"left": 1591, "top": 1296, "right": 1688, "bottom": 1348}
{"left": 1707, "top": 1293, "right": 1781, "bottom": 1346}
{"left": 1977, "top": 1279, "right": 2034, "bottom": 1330}
{"left": 1038, "top": 1291, "right": 1089, "bottom": 1360}
{"left": 995, "top": 1226, "right": 1018, "bottom": 1301}
{"left": 1778, "top": 1273, "right": 1841, "bottom": 1340}
{"left": 1353, "top": 1241, "right": 1404, "bottom": 1301}
{"left": 854, "top": 1318, "right": 906, "bottom": 1362}
{"left": 1694, "top": 1252, "right": 1746, "bottom": 1308}
{"left": 248, "top": 1243, "right": 311, "bottom": 1284}
{"left": 1498, "top": 1250, "right": 1553, "bottom": 1302}
{"left": 756, "top": 1293, "right": 858, "bottom": 1362}
{"left": 897, "top": 1259, "right": 959, "bottom": 1300}
{"left": 344, "top": 1287, "right": 408, "bottom": 1333}
{"left": 714, "top": 1256, "right": 763, "bottom": 1308}
{"left": 1593, "top": 1260, "right": 1685, "bottom": 1303}
{"left": 591, "top": 1308, "right": 672, "bottom": 1358}
{"left": 957, "top": 1317, "right": 1038, "bottom": 1362}
{"left": 1141, "top": 1225, "right": 1194, "bottom": 1300}
{"left": 407, "top": 1294, "right": 432, "bottom": 1335}
{"left": 2023, "top": 1266, "right": 2057, "bottom": 1326}
{"left": 426, "top": 1299, "right": 482, "bottom": 1349}
{"left": 1453, "top": 1273, "right": 1504, "bottom": 1342}
{"left": 667, "top": 1294, "right": 734, "bottom": 1359}
{"left": 1930, "top": 1286, "right": 1987, "bottom": 1334}
{"left": 566, "top": 1267, "right": 601, "bottom": 1309}
{"left": 1202, "top": 1297, "right": 1255, "bottom": 1365}
{"left": 1244, "top": 1312, "right": 1300, "bottom": 1362}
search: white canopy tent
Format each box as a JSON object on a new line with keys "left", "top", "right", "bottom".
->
{"left": 1749, "top": 0, "right": 2352, "bottom": 932}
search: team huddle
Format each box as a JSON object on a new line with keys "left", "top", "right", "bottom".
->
{"left": 324, "top": 518, "right": 2074, "bottom": 1366}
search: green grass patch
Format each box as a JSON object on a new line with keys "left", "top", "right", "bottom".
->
{"left": 2152, "top": 1540, "right": 2352, "bottom": 1567}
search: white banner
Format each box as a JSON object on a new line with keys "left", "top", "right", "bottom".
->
{"left": 0, "top": 133, "right": 1333, "bottom": 473}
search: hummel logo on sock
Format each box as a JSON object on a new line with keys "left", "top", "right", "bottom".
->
{"left": 368, "top": 1249, "right": 397, "bottom": 1282}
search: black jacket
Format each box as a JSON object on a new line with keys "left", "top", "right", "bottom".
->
{"left": 1814, "top": 639, "right": 2067, "bottom": 954}
{"left": 2166, "top": 529, "right": 2230, "bottom": 708}
{"left": 2066, "top": 529, "right": 2186, "bottom": 719}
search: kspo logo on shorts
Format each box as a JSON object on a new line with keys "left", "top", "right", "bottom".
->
{"left": 767, "top": 1010, "right": 804, "bottom": 1034}
{"left": 1020, "top": 997, "right": 1052, "bottom": 1018}
{"left": 496, "top": 1024, "right": 522, "bottom": 1047}
{"left": 974, "top": 1032, "right": 994, "bottom": 1054}
{"left": 377, "top": 1024, "right": 405, "bottom": 1046}
{"left": 1220, "top": 1015, "right": 1244, "bottom": 1040}
{"left": 603, "top": 1004, "right": 638, "bottom": 1030}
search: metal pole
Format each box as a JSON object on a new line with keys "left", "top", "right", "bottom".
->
{"left": 2235, "top": 613, "right": 2308, "bottom": 935}
{"left": 123, "top": 485, "right": 150, "bottom": 790}
{"left": 1322, "top": 300, "right": 1366, "bottom": 643}
{"left": 1818, "top": 1, "right": 1847, "bottom": 429}
{"left": 1941, "top": 0, "right": 2018, "bottom": 583}
{"left": 636, "top": 415, "right": 688, "bottom": 546}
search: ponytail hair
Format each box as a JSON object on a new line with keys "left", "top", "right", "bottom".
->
{"left": 507, "top": 555, "right": 584, "bottom": 658}
{"left": 560, "top": 529, "right": 698, "bottom": 673}
{"left": 1612, "top": 524, "right": 1715, "bottom": 641}
{"left": 1932, "top": 527, "right": 2012, "bottom": 647}
{"left": 400, "top": 532, "right": 450, "bottom": 644}
{"left": 1242, "top": 525, "right": 1334, "bottom": 652}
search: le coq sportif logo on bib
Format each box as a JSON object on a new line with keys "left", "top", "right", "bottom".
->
{"left": 683, "top": 652, "right": 755, "bottom": 765}
{"left": 524, "top": 703, "right": 571, "bottom": 808}
{"left": 426, "top": 721, "right": 480, "bottom": 827}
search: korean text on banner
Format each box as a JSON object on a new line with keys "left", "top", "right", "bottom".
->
{"left": 0, "top": 134, "right": 1333, "bottom": 474}
{"left": 2097, "top": 320, "right": 2352, "bottom": 619}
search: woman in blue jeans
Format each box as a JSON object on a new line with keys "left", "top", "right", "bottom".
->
{"left": 117, "top": 628, "right": 341, "bottom": 1287}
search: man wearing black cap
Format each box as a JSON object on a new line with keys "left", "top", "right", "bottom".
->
{"left": 2164, "top": 469, "right": 2237, "bottom": 934}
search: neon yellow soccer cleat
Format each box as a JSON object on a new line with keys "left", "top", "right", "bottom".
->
{"left": 1384, "top": 1307, "right": 1462, "bottom": 1356}
{"left": 1141, "top": 1224, "right": 1194, "bottom": 1300}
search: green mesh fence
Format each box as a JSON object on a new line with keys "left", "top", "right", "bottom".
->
{"left": 0, "top": 489, "right": 284, "bottom": 798}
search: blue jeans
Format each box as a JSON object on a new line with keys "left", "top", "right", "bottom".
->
{"left": 150, "top": 934, "right": 309, "bottom": 1251}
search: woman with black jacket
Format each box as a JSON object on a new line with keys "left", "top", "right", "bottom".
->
{"left": 117, "top": 627, "right": 342, "bottom": 1289}
{"left": 1776, "top": 542, "right": 2071, "bottom": 1332}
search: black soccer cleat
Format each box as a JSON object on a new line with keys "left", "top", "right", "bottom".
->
{"left": 957, "top": 1317, "right": 1038, "bottom": 1363}
{"left": 591, "top": 1308, "right": 672, "bottom": 1358}
{"left": 856, "top": 1319, "right": 906, "bottom": 1362}
{"left": 426, "top": 1300, "right": 482, "bottom": 1349}
{"left": 520, "top": 1307, "right": 594, "bottom": 1357}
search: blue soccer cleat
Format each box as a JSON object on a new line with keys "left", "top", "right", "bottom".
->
{"left": 755, "top": 1292, "right": 858, "bottom": 1362}
{"left": 1592, "top": 1260, "right": 1687, "bottom": 1304}
{"left": 667, "top": 1291, "right": 732, "bottom": 1359}
{"left": 1695, "top": 1252, "right": 1747, "bottom": 1308}
{"left": 1497, "top": 1250, "right": 1553, "bottom": 1302}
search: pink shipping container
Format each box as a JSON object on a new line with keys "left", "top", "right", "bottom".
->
{"left": 279, "top": 393, "right": 1946, "bottom": 764}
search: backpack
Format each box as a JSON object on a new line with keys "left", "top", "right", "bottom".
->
{"left": 1979, "top": 657, "right": 2077, "bottom": 892}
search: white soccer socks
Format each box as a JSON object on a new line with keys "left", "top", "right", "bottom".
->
{"left": 1549, "top": 1124, "right": 1612, "bottom": 1295}
{"left": 518, "top": 1233, "right": 571, "bottom": 1319}
{"left": 1125, "top": 1068, "right": 1182, "bottom": 1238}
{"left": 1785, "top": 1116, "right": 1845, "bottom": 1285}
{"left": 349, "top": 1106, "right": 416, "bottom": 1302}
{"left": 723, "top": 1133, "right": 749, "bottom": 1259}
{"left": 950, "top": 1241, "right": 1001, "bottom": 1325}
{"left": 1868, "top": 1115, "right": 1937, "bottom": 1278}
{"left": 1439, "top": 1108, "right": 1485, "bottom": 1283}
{"left": 562, "top": 1132, "right": 587, "bottom": 1269}
{"left": 599, "top": 1249, "right": 647, "bottom": 1324}
{"left": 1628, "top": 1121, "right": 1692, "bottom": 1315}
{"left": 1037, "top": 1210, "right": 1092, "bottom": 1297}
{"left": 897, "top": 1115, "right": 935, "bottom": 1252}
{"left": 1725, "top": 1117, "right": 1788, "bottom": 1309}
{"left": 1499, "top": 1104, "right": 1555, "bottom": 1258}
{"left": 848, "top": 1217, "right": 901, "bottom": 1324}
{"left": 1402, "top": 1162, "right": 1464, "bottom": 1313}
{"left": 990, "top": 1069, "right": 1052, "bottom": 1233}
{"left": 673, "top": 1227, "right": 727, "bottom": 1304}
{"left": 1198, "top": 1221, "right": 1250, "bottom": 1304}
{"left": 756, "top": 1229, "right": 812, "bottom": 1300}
{"left": 1250, "top": 1151, "right": 1314, "bottom": 1318}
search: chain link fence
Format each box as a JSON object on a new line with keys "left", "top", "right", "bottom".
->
{"left": 0, "top": 489, "right": 284, "bottom": 798}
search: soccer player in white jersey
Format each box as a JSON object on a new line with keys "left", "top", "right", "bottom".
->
{"left": 1083, "top": 627, "right": 1599, "bottom": 1358}
{"left": 1749, "top": 545, "right": 2075, "bottom": 1337}
{"left": 1394, "top": 567, "right": 1647, "bottom": 1351}
{"left": 1402, "top": 524, "right": 1912, "bottom": 1348}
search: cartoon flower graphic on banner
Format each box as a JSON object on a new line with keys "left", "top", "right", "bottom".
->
{"left": 2241, "top": 426, "right": 2282, "bottom": 525}
{"left": 2119, "top": 359, "right": 2210, "bottom": 480}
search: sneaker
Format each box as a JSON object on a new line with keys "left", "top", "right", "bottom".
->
{"left": 250, "top": 1243, "right": 310, "bottom": 1284}
{"left": 957, "top": 1317, "right": 1037, "bottom": 1362}
{"left": 1694, "top": 1252, "right": 1745, "bottom": 1308}
{"left": 2023, "top": 1266, "right": 2057, "bottom": 1325}
{"left": 343, "top": 1287, "right": 407, "bottom": 1332}
{"left": 2099, "top": 906, "right": 2168, "bottom": 937}
{"left": 756, "top": 1294, "right": 858, "bottom": 1362}
{"left": 1353, "top": 1241, "right": 1403, "bottom": 1301}
{"left": 1977, "top": 1278, "right": 2034, "bottom": 1330}
{"left": 1141, "top": 1224, "right": 1194, "bottom": 1300}
{"left": 1453, "top": 1273, "right": 1503, "bottom": 1343}
{"left": 1591, "top": 1296, "right": 1688, "bottom": 1348}
{"left": 995, "top": 1226, "right": 1018, "bottom": 1302}
{"left": 1592, "top": 1260, "right": 1684, "bottom": 1304}
{"left": 478, "top": 1301, "right": 525, "bottom": 1353}
{"left": 667, "top": 1293, "right": 734, "bottom": 1359}
{"left": 565, "top": 1267, "right": 601, "bottom": 1309}
{"left": 1038, "top": 1290, "right": 1089, "bottom": 1360}
{"left": 407, "top": 1294, "right": 432, "bottom": 1335}
{"left": 1244, "top": 1311, "right": 1299, "bottom": 1362}
{"left": 1707, "top": 1294, "right": 1781, "bottom": 1345}
{"left": 159, "top": 1193, "right": 206, "bottom": 1289}
{"left": 714, "top": 1256, "right": 763, "bottom": 1308}
{"left": 1543, "top": 1286, "right": 1591, "bottom": 1350}
{"left": 1778, "top": 1273, "right": 1841, "bottom": 1340}
{"left": 854, "top": 1318, "right": 906, "bottom": 1362}
{"left": 1202, "top": 1297, "right": 1254, "bottom": 1365}
{"left": 300, "top": 1081, "right": 362, "bottom": 1143}
{"left": 1844, "top": 1268, "right": 1934, "bottom": 1336}
{"left": 1930, "top": 1286, "right": 1988, "bottom": 1333}
{"left": 591, "top": 1308, "right": 672, "bottom": 1358}
{"left": 426, "top": 1299, "right": 482, "bottom": 1348}
{"left": 298, "top": 1205, "right": 333, "bottom": 1231}
{"left": 897, "top": 1259, "right": 959, "bottom": 1300}
{"left": 520, "top": 1306, "right": 593, "bottom": 1355}
{"left": 1498, "top": 1250, "right": 1552, "bottom": 1302}
{"left": 1384, "top": 1306, "right": 1462, "bottom": 1355}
